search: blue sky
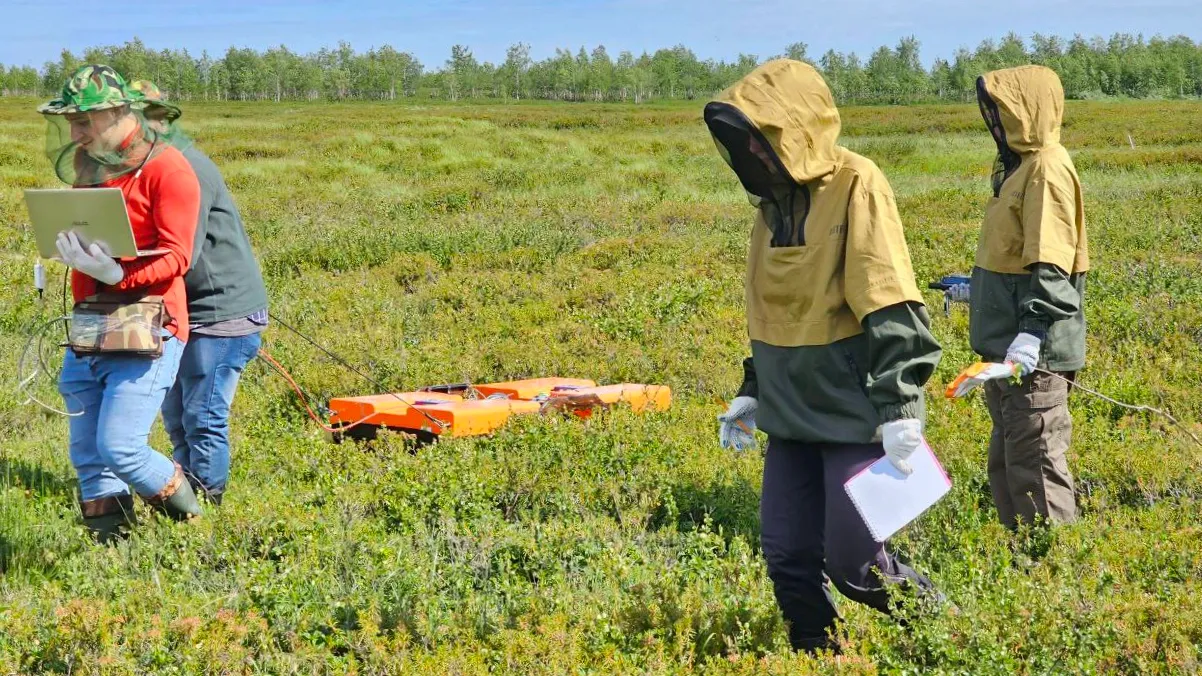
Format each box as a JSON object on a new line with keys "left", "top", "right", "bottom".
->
{"left": 2, "top": 0, "right": 1198, "bottom": 70}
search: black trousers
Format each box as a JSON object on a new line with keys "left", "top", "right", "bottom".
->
{"left": 760, "top": 437, "right": 936, "bottom": 652}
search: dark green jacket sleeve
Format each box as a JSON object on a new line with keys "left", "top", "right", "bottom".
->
{"left": 736, "top": 356, "right": 758, "bottom": 399}
{"left": 863, "top": 301, "right": 942, "bottom": 422}
{"left": 1018, "top": 262, "right": 1081, "bottom": 338}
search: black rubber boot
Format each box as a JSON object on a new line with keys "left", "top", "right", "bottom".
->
{"left": 143, "top": 463, "right": 203, "bottom": 521}
{"left": 80, "top": 494, "right": 137, "bottom": 544}
{"left": 791, "top": 631, "right": 843, "bottom": 656}
{"left": 184, "top": 470, "right": 223, "bottom": 507}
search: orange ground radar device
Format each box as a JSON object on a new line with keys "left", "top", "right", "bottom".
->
{"left": 326, "top": 377, "right": 672, "bottom": 443}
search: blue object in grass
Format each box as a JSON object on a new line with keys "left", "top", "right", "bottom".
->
{"left": 928, "top": 274, "right": 972, "bottom": 314}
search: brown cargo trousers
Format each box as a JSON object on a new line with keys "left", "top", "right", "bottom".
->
{"left": 984, "top": 371, "right": 1078, "bottom": 529}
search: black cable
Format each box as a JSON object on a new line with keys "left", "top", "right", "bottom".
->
{"left": 37, "top": 318, "right": 71, "bottom": 402}
{"left": 61, "top": 266, "right": 70, "bottom": 343}
{"left": 267, "top": 311, "right": 388, "bottom": 389}
{"left": 266, "top": 310, "right": 449, "bottom": 430}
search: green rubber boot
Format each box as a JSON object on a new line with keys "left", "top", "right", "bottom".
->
{"left": 143, "top": 463, "right": 203, "bottom": 521}
{"left": 80, "top": 494, "right": 137, "bottom": 544}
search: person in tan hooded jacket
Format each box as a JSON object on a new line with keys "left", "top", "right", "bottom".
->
{"left": 968, "top": 65, "right": 1088, "bottom": 530}
{"left": 705, "top": 59, "right": 944, "bottom": 654}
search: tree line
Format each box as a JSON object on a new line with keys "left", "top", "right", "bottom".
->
{"left": 2, "top": 33, "right": 1201, "bottom": 105}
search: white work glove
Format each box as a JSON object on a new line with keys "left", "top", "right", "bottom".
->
{"left": 947, "top": 283, "right": 971, "bottom": 303}
{"left": 56, "top": 232, "right": 123, "bottom": 285}
{"left": 1005, "top": 332, "right": 1042, "bottom": 377}
{"left": 717, "top": 396, "right": 758, "bottom": 451}
{"left": 881, "top": 418, "right": 923, "bottom": 476}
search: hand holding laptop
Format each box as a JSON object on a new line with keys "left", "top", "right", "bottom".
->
{"left": 24, "top": 188, "right": 168, "bottom": 260}
{"left": 55, "top": 231, "right": 123, "bottom": 284}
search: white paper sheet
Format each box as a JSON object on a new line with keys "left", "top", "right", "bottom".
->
{"left": 844, "top": 440, "right": 952, "bottom": 542}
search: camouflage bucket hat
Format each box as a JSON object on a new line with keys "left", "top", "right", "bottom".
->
{"left": 38, "top": 64, "right": 133, "bottom": 115}
{"left": 128, "top": 79, "right": 182, "bottom": 122}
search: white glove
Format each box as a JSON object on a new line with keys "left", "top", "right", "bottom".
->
{"left": 56, "top": 231, "right": 123, "bottom": 285}
{"left": 717, "top": 396, "right": 758, "bottom": 451}
{"left": 1005, "top": 332, "right": 1042, "bottom": 377}
{"left": 947, "top": 283, "right": 971, "bottom": 303}
{"left": 881, "top": 418, "right": 923, "bottom": 476}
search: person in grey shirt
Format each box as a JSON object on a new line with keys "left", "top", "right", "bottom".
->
{"left": 130, "top": 80, "right": 269, "bottom": 506}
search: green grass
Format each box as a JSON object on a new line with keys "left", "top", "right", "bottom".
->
{"left": 2, "top": 98, "right": 1201, "bottom": 674}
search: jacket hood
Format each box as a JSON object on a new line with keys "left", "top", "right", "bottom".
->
{"left": 705, "top": 59, "right": 841, "bottom": 186}
{"left": 978, "top": 65, "right": 1064, "bottom": 154}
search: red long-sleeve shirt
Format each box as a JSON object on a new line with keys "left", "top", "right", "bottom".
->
{"left": 72, "top": 145, "right": 201, "bottom": 342}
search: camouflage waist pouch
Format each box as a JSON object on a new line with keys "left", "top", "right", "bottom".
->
{"left": 68, "top": 293, "right": 169, "bottom": 357}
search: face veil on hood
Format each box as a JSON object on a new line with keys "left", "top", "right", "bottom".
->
{"left": 977, "top": 65, "right": 1065, "bottom": 196}
{"left": 704, "top": 59, "right": 842, "bottom": 247}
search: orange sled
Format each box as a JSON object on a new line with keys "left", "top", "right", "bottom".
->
{"left": 327, "top": 377, "right": 672, "bottom": 443}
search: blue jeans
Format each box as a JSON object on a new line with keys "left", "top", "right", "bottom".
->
{"left": 160, "top": 333, "right": 261, "bottom": 496}
{"left": 58, "top": 337, "right": 185, "bottom": 501}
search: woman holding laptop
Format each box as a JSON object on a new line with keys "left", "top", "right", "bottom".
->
{"left": 41, "top": 64, "right": 205, "bottom": 542}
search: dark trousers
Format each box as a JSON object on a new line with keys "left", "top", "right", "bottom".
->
{"left": 760, "top": 437, "right": 936, "bottom": 652}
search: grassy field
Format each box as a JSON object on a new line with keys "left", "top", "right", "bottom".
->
{"left": 1, "top": 97, "right": 1201, "bottom": 674}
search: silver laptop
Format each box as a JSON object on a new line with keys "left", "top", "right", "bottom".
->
{"left": 25, "top": 187, "right": 168, "bottom": 259}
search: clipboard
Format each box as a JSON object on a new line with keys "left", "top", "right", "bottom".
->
{"left": 844, "top": 440, "right": 952, "bottom": 542}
